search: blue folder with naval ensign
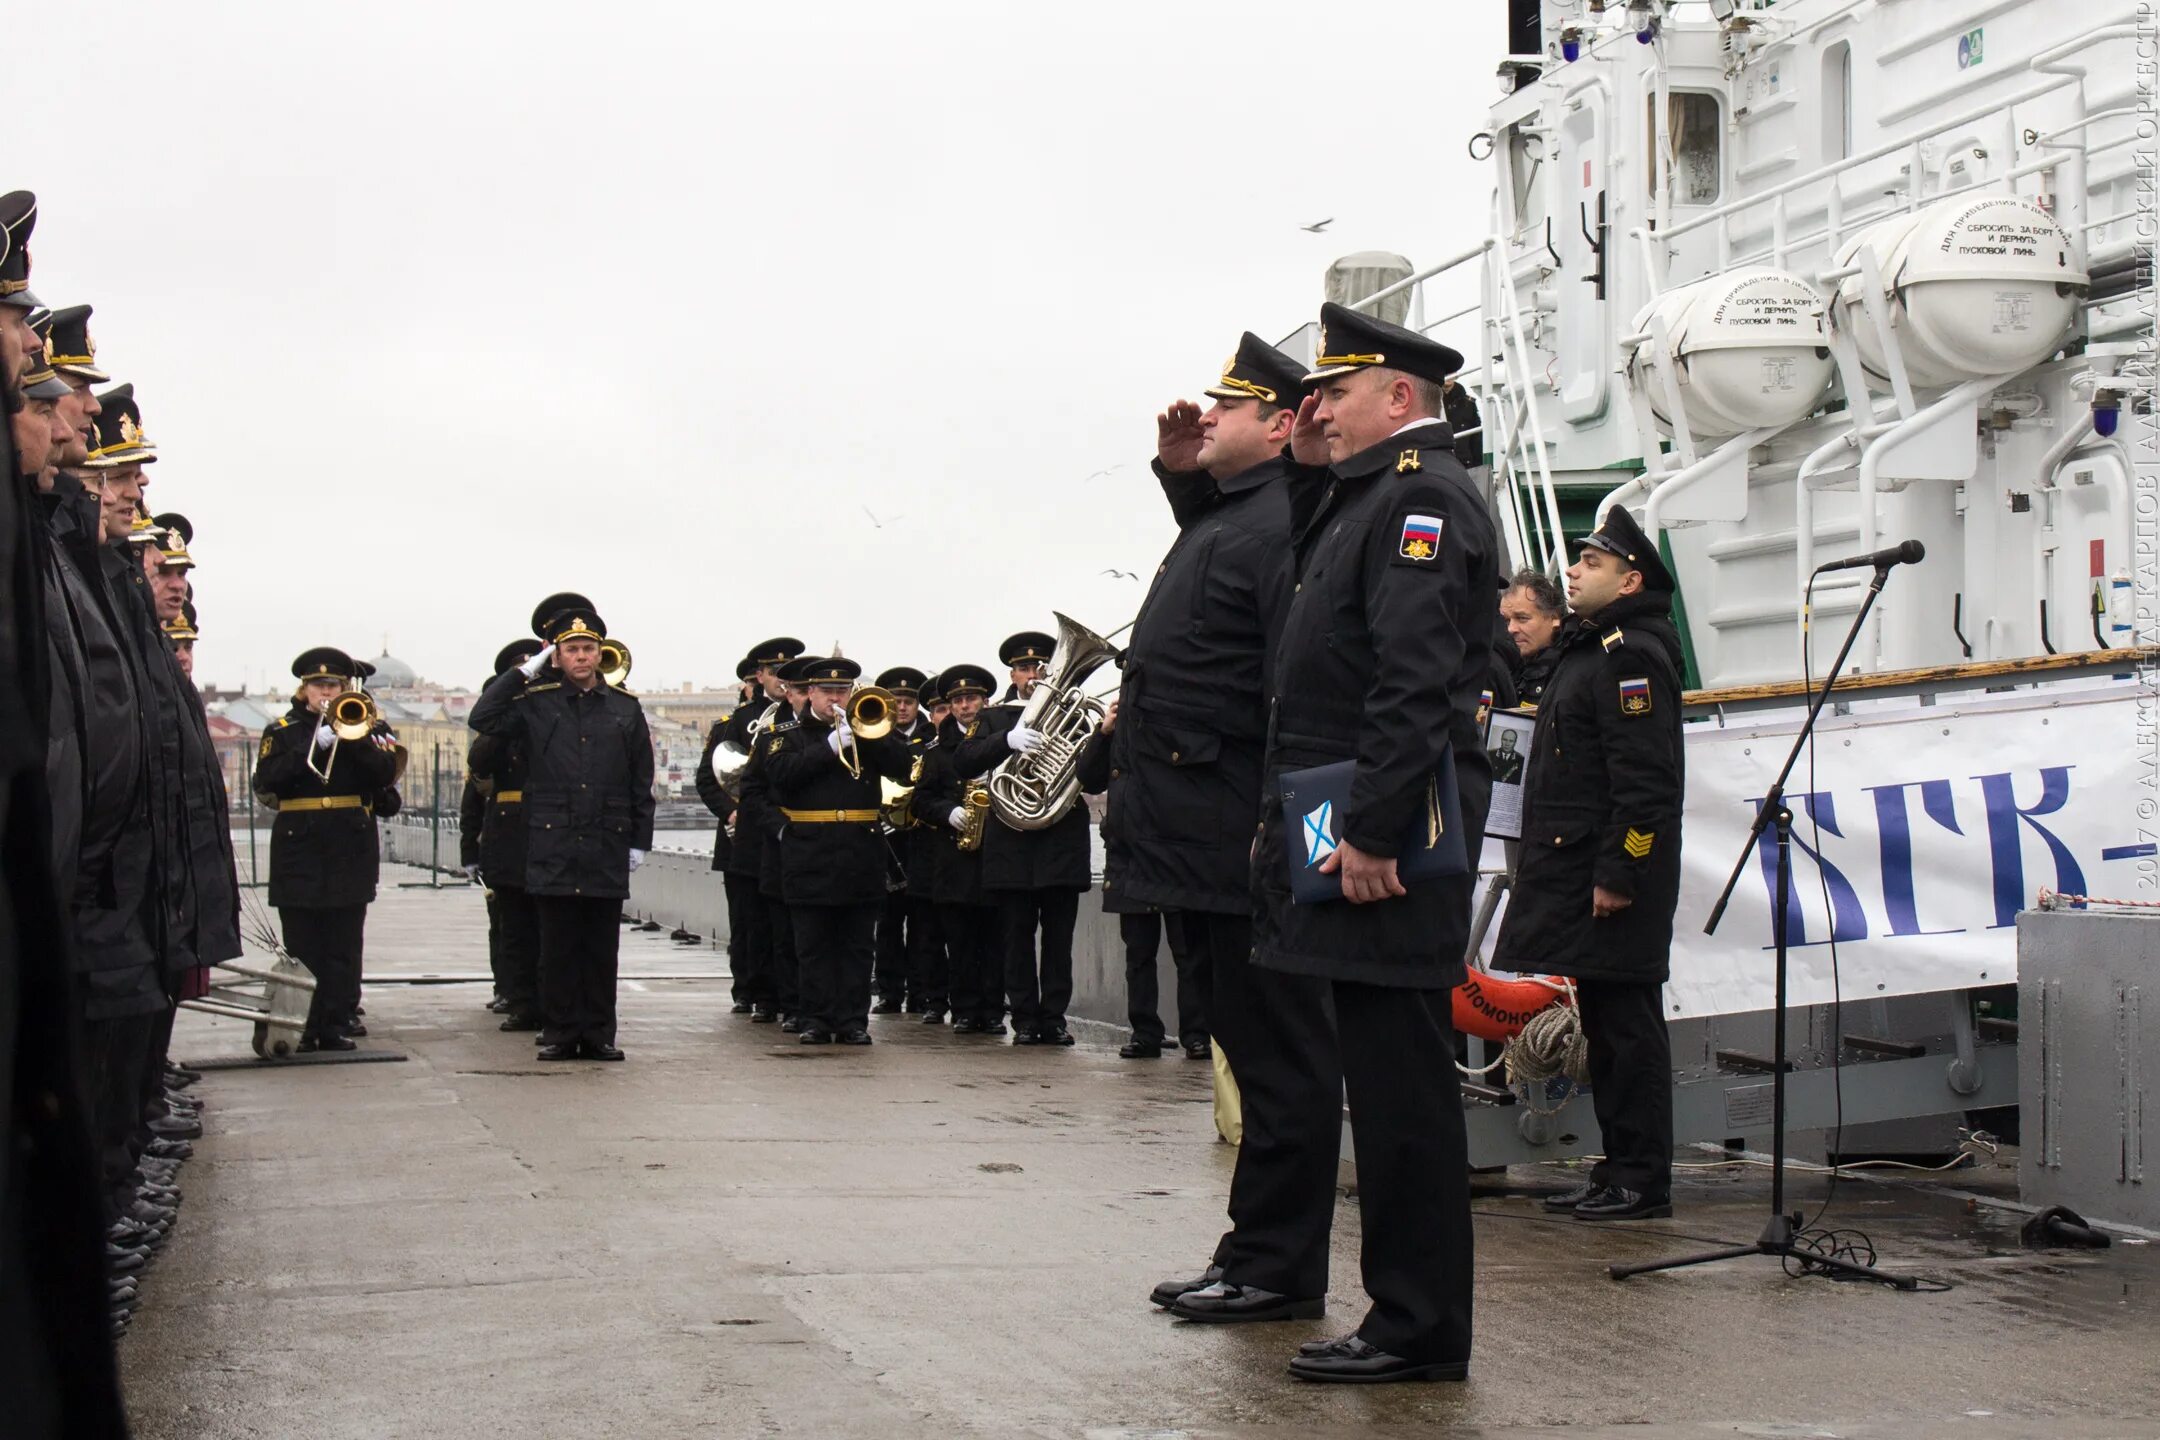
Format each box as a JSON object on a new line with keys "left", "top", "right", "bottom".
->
{"left": 1281, "top": 749, "right": 1468, "bottom": 904}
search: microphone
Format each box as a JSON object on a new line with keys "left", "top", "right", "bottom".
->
{"left": 1816, "top": 539, "right": 1925, "bottom": 573}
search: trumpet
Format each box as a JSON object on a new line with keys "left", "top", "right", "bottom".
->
{"left": 306, "top": 685, "right": 409, "bottom": 785}
{"left": 831, "top": 684, "right": 896, "bottom": 779}
{"left": 599, "top": 638, "right": 632, "bottom": 689}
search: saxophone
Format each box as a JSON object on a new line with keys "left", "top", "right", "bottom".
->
{"left": 955, "top": 782, "right": 992, "bottom": 852}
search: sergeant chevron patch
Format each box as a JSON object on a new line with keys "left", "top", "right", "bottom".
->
{"left": 1623, "top": 828, "right": 1654, "bottom": 858}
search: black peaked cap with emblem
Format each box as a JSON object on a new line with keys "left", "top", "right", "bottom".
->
{"left": 1580, "top": 505, "right": 1675, "bottom": 593}
{"left": 291, "top": 646, "right": 363, "bottom": 682}
{"left": 20, "top": 317, "right": 68, "bottom": 399}
{"left": 1305, "top": 300, "right": 1465, "bottom": 388}
{"left": 874, "top": 665, "right": 926, "bottom": 696}
{"left": 530, "top": 591, "right": 596, "bottom": 639}
{"left": 919, "top": 668, "right": 947, "bottom": 704}
{"left": 45, "top": 304, "right": 107, "bottom": 381}
{"left": 775, "top": 655, "right": 818, "bottom": 685}
{"left": 748, "top": 635, "right": 805, "bottom": 667}
{"left": 937, "top": 663, "right": 994, "bottom": 699}
{"left": 735, "top": 654, "right": 760, "bottom": 681}
{"left": 541, "top": 607, "right": 607, "bottom": 645}
{"left": 999, "top": 631, "right": 1054, "bottom": 667}
{"left": 494, "top": 638, "right": 542, "bottom": 675}
{"left": 0, "top": 192, "right": 39, "bottom": 310}
{"left": 86, "top": 382, "right": 157, "bottom": 468}
{"left": 166, "top": 598, "right": 200, "bottom": 642}
{"left": 153, "top": 511, "right": 195, "bottom": 567}
{"left": 799, "top": 656, "right": 861, "bottom": 686}
{"left": 1204, "top": 332, "right": 1308, "bottom": 408}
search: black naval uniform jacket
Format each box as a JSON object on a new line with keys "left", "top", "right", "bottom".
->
{"left": 1494, "top": 592, "right": 1686, "bottom": 984}
{"left": 255, "top": 701, "right": 403, "bottom": 909}
{"left": 469, "top": 723, "right": 534, "bottom": 887}
{"left": 107, "top": 543, "right": 191, "bottom": 979}
{"left": 951, "top": 701, "right": 1091, "bottom": 893}
{"left": 173, "top": 664, "right": 242, "bottom": 966}
{"left": 1515, "top": 639, "right": 1563, "bottom": 708}
{"left": 1099, "top": 454, "right": 1297, "bottom": 915}
{"left": 885, "top": 713, "right": 940, "bottom": 892}
{"left": 762, "top": 712, "right": 913, "bottom": 907}
{"left": 911, "top": 717, "right": 991, "bottom": 906}
{"left": 470, "top": 670, "right": 655, "bottom": 901}
{"left": 457, "top": 775, "right": 485, "bottom": 871}
{"left": 1252, "top": 422, "right": 1501, "bottom": 989}
{"left": 693, "top": 717, "right": 736, "bottom": 873}
{"left": 723, "top": 696, "right": 779, "bottom": 883}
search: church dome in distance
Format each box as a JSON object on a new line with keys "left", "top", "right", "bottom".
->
{"left": 366, "top": 651, "right": 419, "bottom": 688}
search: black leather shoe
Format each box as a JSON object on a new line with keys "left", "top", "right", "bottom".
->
{"left": 486, "top": 996, "right": 511, "bottom": 1013}
{"left": 1150, "top": 1263, "right": 1223, "bottom": 1308}
{"left": 536, "top": 1043, "right": 581, "bottom": 1061}
{"left": 107, "top": 1242, "right": 147, "bottom": 1274}
{"left": 1541, "top": 1179, "right": 1608, "bottom": 1213}
{"left": 1183, "top": 1038, "right": 1213, "bottom": 1060}
{"left": 149, "top": 1114, "right": 204, "bottom": 1139}
{"left": 1042, "top": 1026, "right": 1076, "bottom": 1047}
{"left": 344, "top": 1023, "right": 368, "bottom": 1038}
{"left": 1012, "top": 1029, "right": 1043, "bottom": 1046}
{"left": 499, "top": 1013, "right": 542, "bottom": 1032}
{"left": 780, "top": 1017, "right": 805, "bottom": 1035}
{"left": 1169, "top": 1282, "right": 1325, "bottom": 1324}
{"left": 837, "top": 1029, "right": 873, "bottom": 1046}
{"left": 581, "top": 1043, "right": 626, "bottom": 1062}
{"left": 1574, "top": 1186, "right": 1671, "bottom": 1221}
{"left": 1120, "top": 1040, "right": 1165, "bottom": 1059}
{"left": 870, "top": 998, "right": 902, "bottom": 1015}
{"left": 730, "top": 1002, "right": 753, "bottom": 1014}
{"left": 799, "top": 1028, "right": 832, "bottom": 1045}
{"left": 920, "top": 1010, "right": 947, "bottom": 1026}
{"left": 165, "top": 1064, "right": 202, "bottom": 1088}
{"left": 147, "top": 1138, "right": 192, "bottom": 1161}
{"left": 951, "top": 1017, "right": 982, "bottom": 1034}
{"left": 1287, "top": 1334, "right": 1467, "bottom": 1383}
{"left": 751, "top": 1007, "right": 778, "bottom": 1024}
{"left": 980, "top": 1021, "right": 1008, "bottom": 1037}
{"left": 311, "top": 1035, "right": 357, "bottom": 1053}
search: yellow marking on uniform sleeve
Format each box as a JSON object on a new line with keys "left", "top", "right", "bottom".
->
{"left": 1623, "top": 828, "right": 1654, "bottom": 859}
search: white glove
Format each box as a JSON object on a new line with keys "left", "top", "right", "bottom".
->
{"left": 947, "top": 807, "right": 968, "bottom": 831}
{"left": 1007, "top": 724, "right": 1042, "bottom": 754}
{"left": 462, "top": 862, "right": 481, "bottom": 881}
{"left": 826, "top": 727, "right": 847, "bottom": 756}
{"left": 313, "top": 723, "right": 335, "bottom": 751}
{"left": 628, "top": 848, "right": 647, "bottom": 872}
{"left": 519, "top": 644, "right": 556, "bottom": 679}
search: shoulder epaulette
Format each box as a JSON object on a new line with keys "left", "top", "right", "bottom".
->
{"left": 272, "top": 715, "right": 292, "bottom": 729}
{"left": 526, "top": 681, "right": 561, "bottom": 693}
{"left": 770, "top": 715, "right": 800, "bottom": 732}
{"left": 1600, "top": 628, "right": 1626, "bottom": 653}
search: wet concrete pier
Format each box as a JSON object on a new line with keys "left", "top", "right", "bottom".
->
{"left": 120, "top": 867, "right": 2160, "bottom": 1438}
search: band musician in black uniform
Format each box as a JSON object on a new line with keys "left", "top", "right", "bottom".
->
{"left": 696, "top": 653, "right": 759, "bottom": 1014}
{"left": 254, "top": 647, "right": 404, "bottom": 1053}
{"left": 869, "top": 664, "right": 941, "bottom": 1017}
{"left": 720, "top": 636, "right": 803, "bottom": 1023}
{"left": 909, "top": 663, "right": 1006, "bottom": 1035}
{"left": 753, "top": 659, "right": 813, "bottom": 1030}
{"left": 470, "top": 605, "right": 654, "bottom": 1062}
{"left": 1169, "top": 304, "right": 1499, "bottom": 1385}
{"left": 950, "top": 631, "right": 1090, "bottom": 1046}
{"left": 469, "top": 638, "right": 543, "bottom": 1032}
{"left": 762, "top": 657, "right": 916, "bottom": 1045}
{"left": 1497, "top": 506, "right": 1685, "bottom": 1221}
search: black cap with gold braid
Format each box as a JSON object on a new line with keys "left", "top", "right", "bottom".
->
{"left": 1580, "top": 504, "right": 1676, "bottom": 593}
{"left": 798, "top": 655, "right": 861, "bottom": 686}
{"left": 85, "top": 383, "right": 157, "bottom": 469}
{"left": 1204, "top": 332, "right": 1307, "bottom": 408}
{"left": 530, "top": 591, "right": 596, "bottom": 640}
{"left": 154, "top": 512, "right": 195, "bottom": 570}
{"left": 542, "top": 609, "right": 607, "bottom": 646}
{"left": 1304, "top": 301, "right": 1465, "bottom": 388}
{"left": 45, "top": 304, "right": 107, "bottom": 382}
{"left": 0, "top": 192, "right": 40, "bottom": 311}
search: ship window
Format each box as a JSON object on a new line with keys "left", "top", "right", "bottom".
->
{"left": 1504, "top": 122, "right": 1546, "bottom": 232}
{"left": 1650, "top": 90, "right": 1722, "bottom": 205}
{"left": 1822, "top": 41, "right": 1853, "bottom": 161}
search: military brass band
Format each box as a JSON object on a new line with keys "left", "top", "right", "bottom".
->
{"left": 9, "top": 170, "right": 1689, "bottom": 1388}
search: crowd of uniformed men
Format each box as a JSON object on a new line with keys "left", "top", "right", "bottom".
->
{"left": 0, "top": 173, "right": 1687, "bottom": 1414}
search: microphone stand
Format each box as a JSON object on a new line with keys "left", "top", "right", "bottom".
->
{"left": 1610, "top": 561, "right": 1917, "bottom": 1289}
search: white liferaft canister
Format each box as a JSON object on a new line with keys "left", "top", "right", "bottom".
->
{"left": 1629, "top": 267, "right": 1833, "bottom": 439}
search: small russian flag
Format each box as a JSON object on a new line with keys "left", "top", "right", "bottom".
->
{"left": 1618, "top": 677, "right": 1651, "bottom": 714}
{"left": 1399, "top": 512, "right": 1444, "bottom": 560}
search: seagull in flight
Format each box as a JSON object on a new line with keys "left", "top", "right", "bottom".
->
{"left": 1083, "top": 463, "right": 1127, "bottom": 484}
{"left": 1300, "top": 217, "right": 1335, "bottom": 233}
{"left": 1100, "top": 568, "right": 1138, "bottom": 581}
{"left": 862, "top": 506, "right": 906, "bottom": 529}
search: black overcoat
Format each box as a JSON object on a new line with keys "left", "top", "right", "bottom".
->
{"left": 469, "top": 670, "right": 654, "bottom": 901}
{"left": 951, "top": 701, "right": 1091, "bottom": 893}
{"left": 762, "top": 711, "right": 912, "bottom": 907}
{"left": 256, "top": 700, "right": 401, "bottom": 909}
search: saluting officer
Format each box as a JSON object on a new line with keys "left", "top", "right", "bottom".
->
{"left": 869, "top": 664, "right": 940, "bottom": 1016}
{"left": 1175, "top": 304, "right": 1499, "bottom": 1385}
{"left": 762, "top": 657, "right": 917, "bottom": 1044}
{"left": 254, "top": 647, "right": 405, "bottom": 1052}
{"left": 1497, "top": 506, "right": 1684, "bottom": 1221}
{"left": 722, "top": 636, "right": 804, "bottom": 1023}
{"left": 470, "top": 605, "right": 655, "bottom": 1061}
{"left": 470, "top": 637, "right": 544, "bottom": 1031}
{"left": 696, "top": 654, "right": 759, "bottom": 1013}
{"left": 949, "top": 631, "right": 1089, "bottom": 1046}
{"left": 910, "top": 664, "right": 1007, "bottom": 1035}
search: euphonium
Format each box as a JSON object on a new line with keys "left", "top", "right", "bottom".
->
{"left": 986, "top": 611, "right": 1120, "bottom": 831}
{"left": 711, "top": 702, "right": 775, "bottom": 790}
{"left": 599, "top": 638, "right": 633, "bottom": 689}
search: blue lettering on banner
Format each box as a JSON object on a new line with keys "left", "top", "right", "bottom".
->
{"left": 1974, "top": 767, "right": 2084, "bottom": 928}
{"left": 1751, "top": 791, "right": 1870, "bottom": 948}
{"left": 1866, "top": 779, "right": 1968, "bottom": 937}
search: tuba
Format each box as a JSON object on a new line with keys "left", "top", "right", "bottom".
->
{"left": 599, "top": 638, "right": 633, "bottom": 689}
{"left": 986, "top": 611, "right": 1119, "bottom": 831}
{"left": 711, "top": 700, "right": 775, "bottom": 791}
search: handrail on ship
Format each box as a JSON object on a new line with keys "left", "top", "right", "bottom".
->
{"left": 1680, "top": 646, "right": 2155, "bottom": 719}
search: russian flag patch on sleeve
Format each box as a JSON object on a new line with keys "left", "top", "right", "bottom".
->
{"left": 1618, "top": 677, "right": 1652, "bottom": 715}
{"left": 1398, "top": 513, "right": 1444, "bottom": 560}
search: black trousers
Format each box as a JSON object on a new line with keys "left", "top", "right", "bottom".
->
{"left": 724, "top": 874, "right": 770, "bottom": 1006}
{"left": 1220, "top": 965, "right": 1473, "bottom": 1365}
{"left": 938, "top": 902, "right": 1003, "bottom": 1026}
{"left": 998, "top": 888, "right": 1078, "bottom": 1035}
{"left": 1120, "top": 910, "right": 1209, "bottom": 1048}
{"left": 84, "top": 1010, "right": 158, "bottom": 1219}
{"left": 280, "top": 904, "right": 367, "bottom": 1040}
{"left": 794, "top": 901, "right": 880, "bottom": 1035}
{"left": 1576, "top": 977, "right": 1674, "bottom": 1195}
{"left": 534, "top": 894, "right": 623, "bottom": 1048}
{"left": 766, "top": 895, "right": 799, "bottom": 1015}
{"left": 138, "top": 1001, "right": 178, "bottom": 1128}
{"left": 494, "top": 884, "right": 541, "bottom": 1017}
{"left": 485, "top": 890, "right": 504, "bottom": 994}
{"left": 875, "top": 893, "right": 944, "bottom": 1009}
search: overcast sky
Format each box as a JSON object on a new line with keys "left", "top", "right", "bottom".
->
{"left": 10, "top": 1, "right": 1505, "bottom": 693}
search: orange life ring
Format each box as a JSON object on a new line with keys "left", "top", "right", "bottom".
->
{"left": 1452, "top": 968, "right": 1569, "bottom": 1042}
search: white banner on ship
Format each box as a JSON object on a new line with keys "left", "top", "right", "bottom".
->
{"left": 1481, "top": 683, "right": 2154, "bottom": 1019}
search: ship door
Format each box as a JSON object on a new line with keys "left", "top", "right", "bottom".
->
{"left": 1554, "top": 80, "right": 1613, "bottom": 425}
